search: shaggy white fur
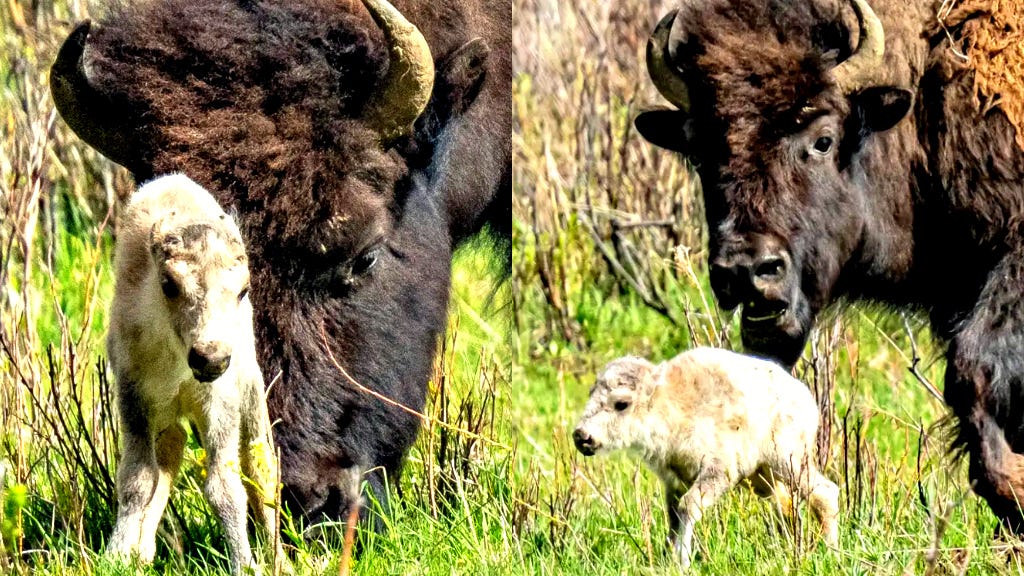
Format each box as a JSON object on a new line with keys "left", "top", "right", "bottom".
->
{"left": 106, "top": 174, "right": 279, "bottom": 575}
{"left": 574, "top": 347, "right": 839, "bottom": 569}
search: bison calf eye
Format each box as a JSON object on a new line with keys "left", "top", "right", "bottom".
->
{"left": 812, "top": 136, "right": 833, "bottom": 155}
{"left": 161, "top": 276, "right": 180, "bottom": 299}
{"left": 614, "top": 400, "right": 630, "bottom": 412}
{"left": 238, "top": 286, "right": 249, "bottom": 302}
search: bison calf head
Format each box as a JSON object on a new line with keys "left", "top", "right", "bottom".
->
{"left": 636, "top": 0, "right": 913, "bottom": 367}
{"left": 573, "top": 356, "right": 656, "bottom": 456}
{"left": 144, "top": 175, "right": 251, "bottom": 383}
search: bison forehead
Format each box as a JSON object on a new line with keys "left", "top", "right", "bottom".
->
{"left": 235, "top": 178, "right": 392, "bottom": 271}
{"left": 671, "top": 0, "right": 855, "bottom": 122}
{"left": 157, "top": 114, "right": 404, "bottom": 242}
{"left": 86, "top": 0, "right": 411, "bottom": 221}
{"left": 157, "top": 220, "right": 242, "bottom": 254}
{"left": 598, "top": 356, "right": 652, "bottom": 391}
{"left": 159, "top": 226, "right": 247, "bottom": 272}
{"left": 88, "top": 0, "right": 387, "bottom": 128}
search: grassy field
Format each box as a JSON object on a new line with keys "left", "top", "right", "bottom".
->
{"left": 1, "top": 0, "right": 1021, "bottom": 574}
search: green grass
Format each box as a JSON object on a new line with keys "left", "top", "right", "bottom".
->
{"left": 508, "top": 0, "right": 1022, "bottom": 568}
{"left": 3, "top": 222, "right": 516, "bottom": 575}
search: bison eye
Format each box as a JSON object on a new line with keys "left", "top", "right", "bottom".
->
{"left": 812, "top": 136, "right": 833, "bottom": 155}
{"left": 352, "top": 247, "right": 380, "bottom": 277}
{"left": 161, "top": 276, "right": 180, "bottom": 299}
{"left": 613, "top": 400, "right": 630, "bottom": 412}
{"left": 238, "top": 286, "right": 249, "bottom": 302}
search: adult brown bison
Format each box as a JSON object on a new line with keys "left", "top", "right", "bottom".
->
{"left": 51, "top": 0, "right": 509, "bottom": 526}
{"left": 635, "top": 0, "right": 1024, "bottom": 528}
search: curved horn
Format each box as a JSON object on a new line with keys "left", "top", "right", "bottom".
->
{"left": 646, "top": 10, "right": 690, "bottom": 112}
{"left": 832, "top": 0, "right": 886, "bottom": 94}
{"left": 50, "top": 20, "right": 140, "bottom": 169}
{"left": 361, "top": 0, "right": 435, "bottom": 143}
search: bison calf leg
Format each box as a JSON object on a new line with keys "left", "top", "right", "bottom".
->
{"left": 108, "top": 422, "right": 185, "bottom": 562}
{"left": 749, "top": 466, "right": 796, "bottom": 538}
{"left": 768, "top": 479, "right": 796, "bottom": 539}
{"left": 801, "top": 469, "right": 840, "bottom": 546}
{"left": 240, "top": 378, "right": 284, "bottom": 571}
{"left": 770, "top": 457, "right": 840, "bottom": 547}
{"left": 202, "top": 406, "right": 255, "bottom": 574}
{"left": 242, "top": 430, "right": 283, "bottom": 571}
{"left": 671, "top": 472, "right": 730, "bottom": 569}
{"left": 664, "top": 484, "right": 685, "bottom": 547}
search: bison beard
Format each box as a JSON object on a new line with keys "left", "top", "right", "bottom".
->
{"left": 51, "top": 0, "right": 510, "bottom": 529}
{"left": 636, "top": 0, "right": 1024, "bottom": 530}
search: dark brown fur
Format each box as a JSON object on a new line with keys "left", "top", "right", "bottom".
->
{"left": 636, "top": 0, "right": 1024, "bottom": 529}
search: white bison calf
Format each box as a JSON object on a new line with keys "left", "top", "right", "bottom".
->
{"left": 573, "top": 347, "right": 839, "bottom": 568}
{"left": 106, "top": 174, "right": 279, "bottom": 574}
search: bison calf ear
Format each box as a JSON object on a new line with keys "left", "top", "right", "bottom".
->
{"left": 634, "top": 108, "right": 693, "bottom": 154}
{"left": 853, "top": 87, "right": 912, "bottom": 134}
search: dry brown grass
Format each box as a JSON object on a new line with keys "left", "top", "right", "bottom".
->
{"left": 513, "top": 0, "right": 722, "bottom": 346}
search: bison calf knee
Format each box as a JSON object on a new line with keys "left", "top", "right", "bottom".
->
{"left": 573, "top": 347, "right": 839, "bottom": 568}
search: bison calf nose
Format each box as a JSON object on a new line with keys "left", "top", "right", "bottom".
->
{"left": 188, "top": 347, "right": 231, "bottom": 382}
{"left": 573, "top": 428, "right": 598, "bottom": 456}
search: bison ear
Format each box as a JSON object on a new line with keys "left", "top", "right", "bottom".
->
{"left": 634, "top": 108, "right": 693, "bottom": 154}
{"left": 852, "top": 87, "right": 912, "bottom": 134}
{"left": 404, "top": 38, "right": 489, "bottom": 149}
{"left": 438, "top": 38, "right": 490, "bottom": 117}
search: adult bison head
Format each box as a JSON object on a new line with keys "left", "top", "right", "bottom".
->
{"left": 636, "top": 0, "right": 912, "bottom": 367}
{"left": 50, "top": 0, "right": 482, "bottom": 525}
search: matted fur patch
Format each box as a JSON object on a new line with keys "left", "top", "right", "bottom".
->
{"left": 941, "top": 0, "right": 1024, "bottom": 149}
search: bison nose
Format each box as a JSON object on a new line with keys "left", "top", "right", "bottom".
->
{"left": 573, "top": 428, "right": 598, "bottom": 456}
{"left": 709, "top": 261, "right": 743, "bottom": 310}
{"left": 188, "top": 347, "right": 231, "bottom": 382}
{"left": 710, "top": 253, "right": 790, "bottom": 311}
{"left": 753, "top": 255, "right": 786, "bottom": 281}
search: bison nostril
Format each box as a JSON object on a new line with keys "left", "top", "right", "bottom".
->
{"left": 709, "top": 263, "right": 741, "bottom": 310}
{"left": 754, "top": 256, "right": 786, "bottom": 280}
{"left": 187, "top": 348, "right": 208, "bottom": 371}
{"left": 572, "top": 428, "right": 595, "bottom": 452}
{"left": 213, "top": 355, "right": 231, "bottom": 373}
{"left": 188, "top": 348, "right": 230, "bottom": 381}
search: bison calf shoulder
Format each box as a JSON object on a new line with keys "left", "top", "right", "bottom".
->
{"left": 573, "top": 347, "right": 839, "bottom": 568}
{"left": 105, "top": 174, "right": 280, "bottom": 575}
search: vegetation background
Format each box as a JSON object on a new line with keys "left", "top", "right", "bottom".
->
{"left": 0, "top": 0, "right": 1018, "bottom": 574}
